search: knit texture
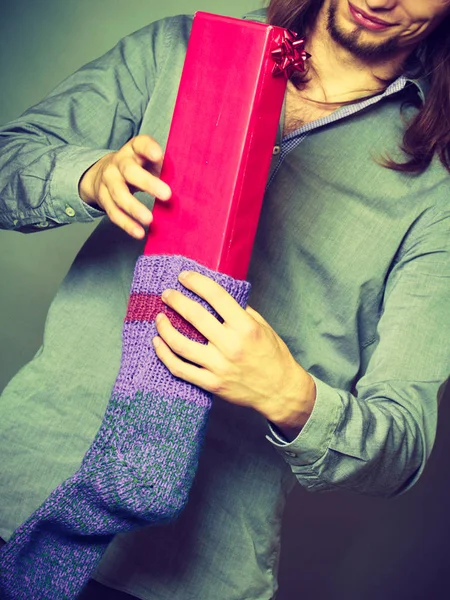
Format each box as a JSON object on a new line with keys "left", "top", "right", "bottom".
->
{"left": 0, "top": 254, "right": 251, "bottom": 599}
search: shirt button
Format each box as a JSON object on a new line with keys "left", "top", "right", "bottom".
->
{"left": 273, "top": 145, "right": 281, "bottom": 155}
{"left": 65, "top": 206, "right": 76, "bottom": 217}
{"left": 285, "top": 451, "right": 297, "bottom": 458}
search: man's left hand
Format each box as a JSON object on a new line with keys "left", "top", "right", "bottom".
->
{"left": 152, "top": 270, "right": 316, "bottom": 432}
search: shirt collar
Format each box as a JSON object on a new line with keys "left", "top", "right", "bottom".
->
{"left": 402, "top": 48, "right": 429, "bottom": 104}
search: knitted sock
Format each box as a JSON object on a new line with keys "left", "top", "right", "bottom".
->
{"left": 0, "top": 254, "right": 250, "bottom": 600}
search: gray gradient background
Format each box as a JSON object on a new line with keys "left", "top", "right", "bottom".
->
{"left": 0, "top": 1, "right": 449, "bottom": 598}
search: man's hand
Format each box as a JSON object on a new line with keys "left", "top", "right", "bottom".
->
{"left": 152, "top": 271, "right": 316, "bottom": 432}
{"left": 78, "top": 135, "right": 171, "bottom": 239}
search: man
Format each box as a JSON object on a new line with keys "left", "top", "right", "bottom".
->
{"left": 0, "top": 1, "right": 449, "bottom": 598}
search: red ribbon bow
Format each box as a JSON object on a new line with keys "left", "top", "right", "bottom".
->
{"left": 271, "top": 30, "right": 310, "bottom": 79}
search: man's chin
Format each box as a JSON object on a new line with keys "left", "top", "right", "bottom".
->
{"left": 327, "top": 3, "right": 400, "bottom": 61}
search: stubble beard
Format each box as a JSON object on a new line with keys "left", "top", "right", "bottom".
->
{"left": 326, "top": 2, "right": 401, "bottom": 61}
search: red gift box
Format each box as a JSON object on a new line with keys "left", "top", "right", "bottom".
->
{"left": 144, "top": 12, "right": 308, "bottom": 280}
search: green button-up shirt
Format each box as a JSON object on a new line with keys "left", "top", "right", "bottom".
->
{"left": 0, "top": 10, "right": 449, "bottom": 600}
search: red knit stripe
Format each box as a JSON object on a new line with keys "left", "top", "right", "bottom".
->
{"left": 125, "top": 293, "right": 207, "bottom": 343}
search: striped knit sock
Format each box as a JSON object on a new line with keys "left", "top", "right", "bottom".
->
{"left": 0, "top": 254, "right": 250, "bottom": 600}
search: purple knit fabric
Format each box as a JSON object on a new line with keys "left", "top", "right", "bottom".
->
{"left": 0, "top": 255, "right": 250, "bottom": 599}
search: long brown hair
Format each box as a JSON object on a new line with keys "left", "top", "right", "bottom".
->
{"left": 266, "top": 0, "right": 450, "bottom": 174}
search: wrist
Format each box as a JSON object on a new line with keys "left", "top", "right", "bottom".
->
{"left": 267, "top": 368, "right": 316, "bottom": 438}
{"left": 78, "top": 154, "right": 108, "bottom": 206}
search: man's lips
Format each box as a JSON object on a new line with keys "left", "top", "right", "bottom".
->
{"left": 348, "top": 2, "right": 395, "bottom": 29}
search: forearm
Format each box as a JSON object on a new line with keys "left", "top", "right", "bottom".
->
{"left": 0, "top": 125, "right": 108, "bottom": 232}
{"left": 0, "top": 22, "right": 161, "bottom": 232}
{"left": 267, "top": 376, "right": 433, "bottom": 498}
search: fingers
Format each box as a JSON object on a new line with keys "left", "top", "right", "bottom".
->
{"left": 153, "top": 312, "right": 223, "bottom": 392}
{"left": 130, "top": 135, "right": 164, "bottom": 164}
{"left": 126, "top": 136, "right": 169, "bottom": 194}
{"left": 154, "top": 313, "right": 217, "bottom": 369}
{"left": 177, "top": 271, "right": 250, "bottom": 329}
{"left": 152, "top": 334, "right": 219, "bottom": 392}
{"left": 97, "top": 183, "right": 148, "bottom": 238}
{"left": 82, "top": 135, "right": 172, "bottom": 239}
{"left": 114, "top": 155, "right": 171, "bottom": 201}
{"left": 161, "top": 288, "right": 227, "bottom": 347}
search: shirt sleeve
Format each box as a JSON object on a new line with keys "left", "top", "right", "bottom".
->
{"left": 0, "top": 17, "right": 179, "bottom": 233}
{"left": 266, "top": 200, "right": 450, "bottom": 498}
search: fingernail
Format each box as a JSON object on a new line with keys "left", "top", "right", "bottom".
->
{"left": 161, "top": 290, "right": 170, "bottom": 301}
{"left": 155, "top": 313, "right": 163, "bottom": 324}
{"left": 142, "top": 212, "right": 153, "bottom": 225}
{"left": 153, "top": 337, "right": 161, "bottom": 347}
{"left": 160, "top": 184, "right": 171, "bottom": 200}
{"left": 149, "top": 147, "right": 162, "bottom": 161}
{"left": 179, "top": 271, "right": 189, "bottom": 281}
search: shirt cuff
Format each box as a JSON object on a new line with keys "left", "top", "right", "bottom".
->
{"left": 49, "top": 146, "right": 111, "bottom": 224}
{"left": 266, "top": 374, "right": 342, "bottom": 467}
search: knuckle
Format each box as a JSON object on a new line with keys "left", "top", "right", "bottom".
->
{"left": 107, "top": 210, "right": 120, "bottom": 225}
{"left": 121, "top": 161, "right": 134, "bottom": 181}
{"left": 115, "top": 148, "right": 128, "bottom": 163}
{"left": 243, "top": 320, "right": 261, "bottom": 341}
{"left": 171, "top": 364, "right": 184, "bottom": 379}
{"left": 124, "top": 136, "right": 137, "bottom": 152}
{"left": 107, "top": 185, "right": 121, "bottom": 206}
{"left": 183, "top": 304, "right": 200, "bottom": 325}
{"left": 213, "top": 361, "right": 231, "bottom": 379}
{"left": 193, "top": 302, "right": 208, "bottom": 322}
{"left": 103, "top": 162, "right": 117, "bottom": 179}
{"left": 96, "top": 187, "right": 108, "bottom": 210}
{"left": 228, "top": 344, "right": 244, "bottom": 363}
{"left": 208, "top": 378, "right": 223, "bottom": 395}
{"left": 169, "top": 335, "right": 185, "bottom": 355}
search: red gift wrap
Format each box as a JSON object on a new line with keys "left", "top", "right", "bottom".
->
{"left": 144, "top": 12, "right": 309, "bottom": 280}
